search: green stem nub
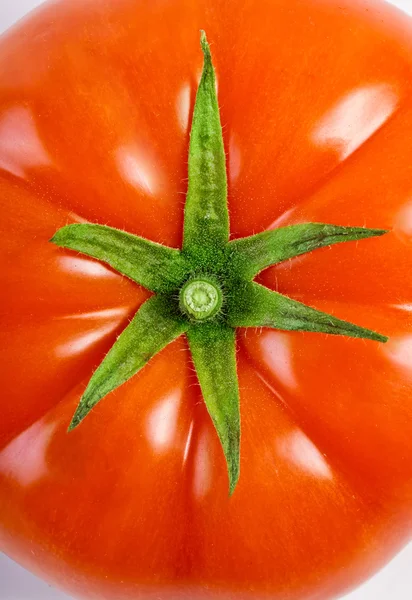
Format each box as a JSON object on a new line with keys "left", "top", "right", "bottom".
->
{"left": 180, "top": 278, "right": 222, "bottom": 321}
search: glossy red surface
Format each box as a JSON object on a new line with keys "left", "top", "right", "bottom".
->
{"left": 1, "top": 0, "right": 412, "bottom": 598}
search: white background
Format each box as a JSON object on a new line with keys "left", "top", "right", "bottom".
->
{"left": 0, "top": 0, "right": 412, "bottom": 598}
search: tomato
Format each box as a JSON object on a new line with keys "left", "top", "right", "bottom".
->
{"left": 1, "top": 0, "right": 412, "bottom": 598}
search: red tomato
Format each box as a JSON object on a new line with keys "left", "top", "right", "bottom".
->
{"left": 1, "top": 0, "right": 412, "bottom": 598}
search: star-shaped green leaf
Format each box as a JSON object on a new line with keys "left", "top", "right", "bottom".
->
{"left": 51, "top": 31, "right": 388, "bottom": 495}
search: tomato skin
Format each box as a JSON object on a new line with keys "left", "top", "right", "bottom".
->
{"left": 1, "top": 0, "right": 412, "bottom": 598}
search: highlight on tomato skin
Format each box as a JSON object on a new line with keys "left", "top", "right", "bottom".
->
{"left": 1, "top": 0, "right": 412, "bottom": 600}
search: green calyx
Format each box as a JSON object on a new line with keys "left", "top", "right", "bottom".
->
{"left": 51, "top": 31, "right": 388, "bottom": 495}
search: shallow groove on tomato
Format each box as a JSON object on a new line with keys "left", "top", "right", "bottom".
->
{"left": 238, "top": 331, "right": 391, "bottom": 508}
{"left": 0, "top": 308, "right": 139, "bottom": 450}
{"left": 269, "top": 100, "right": 405, "bottom": 233}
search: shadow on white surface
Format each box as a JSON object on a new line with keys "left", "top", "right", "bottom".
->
{"left": 2, "top": 542, "right": 412, "bottom": 600}
{"left": 0, "top": 0, "right": 45, "bottom": 34}
{"left": 1, "top": 553, "right": 72, "bottom": 599}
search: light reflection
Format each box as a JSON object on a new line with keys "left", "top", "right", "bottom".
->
{"left": 312, "top": 84, "right": 398, "bottom": 161}
{"left": 55, "top": 320, "right": 121, "bottom": 358}
{"left": 0, "top": 106, "right": 51, "bottom": 177}
{"left": 116, "top": 144, "right": 160, "bottom": 195}
{"left": 176, "top": 83, "right": 191, "bottom": 132}
{"left": 383, "top": 335, "right": 412, "bottom": 372}
{"left": 182, "top": 420, "right": 194, "bottom": 467}
{"left": 57, "top": 307, "right": 130, "bottom": 357}
{"left": 268, "top": 206, "right": 301, "bottom": 229}
{"left": 58, "top": 255, "right": 117, "bottom": 278}
{"left": 0, "top": 419, "right": 56, "bottom": 486}
{"left": 229, "top": 132, "right": 242, "bottom": 183}
{"left": 146, "top": 389, "right": 181, "bottom": 453}
{"left": 394, "top": 200, "right": 412, "bottom": 243}
{"left": 278, "top": 430, "right": 332, "bottom": 479}
{"left": 390, "top": 304, "right": 412, "bottom": 312}
{"left": 192, "top": 428, "right": 212, "bottom": 499}
{"left": 61, "top": 307, "right": 128, "bottom": 321}
{"left": 261, "top": 332, "right": 298, "bottom": 391}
